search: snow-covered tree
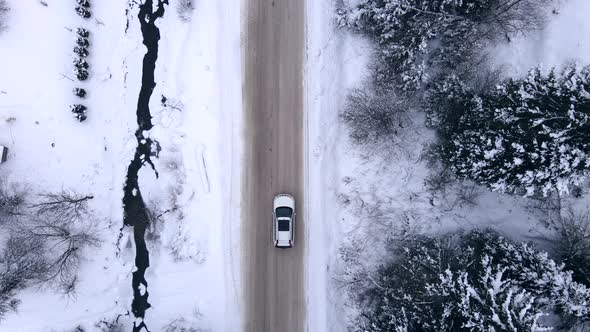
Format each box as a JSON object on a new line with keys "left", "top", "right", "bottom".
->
{"left": 70, "top": 104, "right": 87, "bottom": 122}
{"left": 75, "top": 6, "right": 91, "bottom": 18}
{"left": 73, "top": 46, "right": 89, "bottom": 58}
{"left": 75, "top": 27, "right": 89, "bottom": 38}
{"left": 75, "top": 37, "right": 89, "bottom": 48}
{"left": 429, "top": 66, "right": 590, "bottom": 196}
{"left": 76, "top": 0, "right": 90, "bottom": 8}
{"left": 338, "top": 0, "right": 549, "bottom": 94}
{"left": 0, "top": 0, "right": 9, "bottom": 33}
{"left": 74, "top": 67, "right": 88, "bottom": 81}
{"left": 73, "top": 87, "right": 86, "bottom": 98}
{"left": 73, "top": 58, "right": 88, "bottom": 69}
{"left": 356, "top": 229, "right": 590, "bottom": 331}
{"left": 341, "top": 88, "right": 409, "bottom": 152}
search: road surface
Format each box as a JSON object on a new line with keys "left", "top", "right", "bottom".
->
{"left": 241, "top": 0, "right": 305, "bottom": 331}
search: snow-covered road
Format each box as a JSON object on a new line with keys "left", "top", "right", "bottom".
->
{"left": 241, "top": 0, "right": 306, "bottom": 331}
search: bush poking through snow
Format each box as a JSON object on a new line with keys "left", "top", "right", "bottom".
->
{"left": 73, "top": 46, "right": 89, "bottom": 58}
{"left": 176, "top": 0, "right": 194, "bottom": 22}
{"left": 74, "top": 67, "right": 89, "bottom": 81}
{"left": 548, "top": 207, "right": 590, "bottom": 289}
{"left": 75, "top": 6, "right": 91, "bottom": 18}
{"left": 76, "top": 27, "right": 89, "bottom": 38}
{"left": 73, "top": 87, "right": 86, "bottom": 98}
{"left": 73, "top": 58, "right": 89, "bottom": 80}
{"left": 73, "top": 58, "right": 89, "bottom": 69}
{"left": 0, "top": 0, "right": 9, "bottom": 33}
{"left": 353, "top": 229, "right": 590, "bottom": 331}
{"left": 70, "top": 104, "right": 87, "bottom": 122}
{"left": 76, "top": 37, "right": 89, "bottom": 48}
{"left": 427, "top": 66, "right": 590, "bottom": 197}
{"left": 76, "top": 0, "right": 90, "bottom": 8}
{"left": 341, "top": 88, "right": 409, "bottom": 154}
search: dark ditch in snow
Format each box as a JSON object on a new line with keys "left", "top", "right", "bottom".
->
{"left": 122, "top": 1, "right": 167, "bottom": 331}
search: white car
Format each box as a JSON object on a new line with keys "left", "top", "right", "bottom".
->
{"left": 273, "top": 194, "right": 295, "bottom": 248}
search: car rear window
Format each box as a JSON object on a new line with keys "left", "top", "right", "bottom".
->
{"left": 278, "top": 219, "right": 290, "bottom": 231}
{"left": 276, "top": 207, "right": 292, "bottom": 218}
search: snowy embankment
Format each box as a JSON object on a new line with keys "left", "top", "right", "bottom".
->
{"left": 0, "top": 1, "right": 142, "bottom": 330}
{"left": 305, "top": 0, "right": 371, "bottom": 331}
{"left": 306, "top": 0, "right": 590, "bottom": 330}
{"left": 141, "top": 0, "right": 242, "bottom": 330}
{"left": 0, "top": 1, "right": 241, "bottom": 331}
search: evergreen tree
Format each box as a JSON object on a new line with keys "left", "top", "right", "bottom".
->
{"left": 75, "top": 37, "right": 89, "bottom": 48}
{"left": 76, "top": 0, "right": 90, "bottom": 8}
{"left": 338, "top": 0, "right": 548, "bottom": 94}
{"left": 75, "top": 27, "right": 89, "bottom": 38}
{"left": 74, "top": 67, "right": 88, "bottom": 81}
{"left": 357, "top": 229, "right": 590, "bottom": 331}
{"left": 73, "top": 46, "right": 89, "bottom": 58}
{"left": 73, "top": 58, "right": 88, "bottom": 69}
{"left": 73, "top": 88, "right": 86, "bottom": 98}
{"left": 431, "top": 66, "right": 590, "bottom": 196}
{"left": 70, "top": 104, "right": 87, "bottom": 122}
{"left": 75, "top": 6, "right": 91, "bottom": 19}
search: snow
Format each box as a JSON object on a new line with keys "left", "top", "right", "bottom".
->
{"left": 0, "top": 1, "right": 241, "bottom": 331}
{"left": 306, "top": 0, "right": 373, "bottom": 330}
{"left": 492, "top": 0, "right": 590, "bottom": 75}
{"left": 307, "top": 0, "right": 590, "bottom": 330}
{"left": 0, "top": 1, "right": 140, "bottom": 329}
{"left": 140, "top": 0, "right": 242, "bottom": 329}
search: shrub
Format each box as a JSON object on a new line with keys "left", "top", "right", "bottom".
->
{"left": 73, "top": 88, "right": 87, "bottom": 98}
{"left": 70, "top": 104, "right": 87, "bottom": 122}
{"left": 75, "top": 6, "right": 91, "bottom": 18}
{"left": 176, "top": 0, "right": 194, "bottom": 22}
{"left": 76, "top": 0, "right": 90, "bottom": 7}
{"left": 76, "top": 37, "right": 89, "bottom": 47}
{"left": 73, "top": 46, "right": 89, "bottom": 57}
{"left": 0, "top": 0, "right": 8, "bottom": 33}
{"left": 341, "top": 88, "right": 409, "bottom": 153}
{"left": 76, "top": 27, "right": 89, "bottom": 38}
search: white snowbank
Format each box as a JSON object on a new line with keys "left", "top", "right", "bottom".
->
{"left": 138, "top": 0, "right": 242, "bottom": 330}
{"left": 305, "top": 0, "right": 590, "bottom": 330}
{"left": 492, "top": 0, "right": 590, "bottom": 75}
{"left": 305, "top": 0, "right": 372, "bottom": 330}
{"left": 0, "top": 1, "right": 242, "bottom": 331}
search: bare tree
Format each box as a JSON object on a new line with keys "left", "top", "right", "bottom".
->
{"left": 551, "top": 208, "right": 590, "bottom": 287}
{"left": 0, "top": 0, "right": 8, "bottom": 33}
{"left": 341, "top": 88, "right": 410, "bottom": 156}
{"left": 19, "top": 218, "right": 99, "bottom": 294}
{"left": 528, "top": 193, "right": 590, "bottom": 289}
{"left": 30, "top": 191, "right": 93, "bottom": 222}
{"left": 0, "top": 235, "right": 49, "bottom": 319}
{"left": 0, "top": 180, "right": 26, "bottom": 222}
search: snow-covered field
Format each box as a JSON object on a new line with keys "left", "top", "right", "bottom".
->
{"left": 306, "top": 0, "right": 590, "bottom": 331}
{"left": 2, "top": 0, "right": 590, "bottom": 331}
{"left": 0, "top": 1, "right": 241, "bottom": 331}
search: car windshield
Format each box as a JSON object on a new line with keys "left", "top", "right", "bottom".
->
{"left": 278, "top": 219, "right": 290, "bottom": 231}
{"left": 275, "top": 206, "right": 292, "bottom": 218}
